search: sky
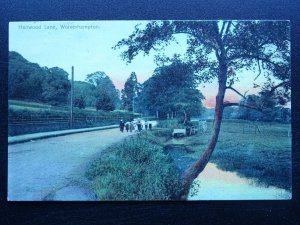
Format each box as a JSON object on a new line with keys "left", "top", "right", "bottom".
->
{"left": 9, "top": 21, "right": 276, "bottom": 108}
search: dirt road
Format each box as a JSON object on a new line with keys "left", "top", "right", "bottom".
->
{"left": 8, "top": 128, "right": 134, "bottom": 201}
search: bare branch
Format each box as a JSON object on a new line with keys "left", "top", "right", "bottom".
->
{"left": 222, "top": 21, "right": 232, "bottom": 43}
{"left": 223, "top": 102, "right": 262, "bottom": 112}
{"left": 226, "top": 86, "right": 246, "bottom": 99}
{"left": 220, "top": 21, "right": 226, "bottom": 38}
{"left": 254, "top": 59, "right": 261, "bottom": 81}
{"left": 228, "top": 54, "right": 279, "bottom": 66}
{"left": 269, "top": 80, "right": 289, "bottom": 93}
{"left": 224, "top": 21, "right": 232, "bottom": 35}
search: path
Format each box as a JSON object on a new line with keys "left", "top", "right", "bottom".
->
{"left": 8, "top": 128, "right": 134, "bottom": 201}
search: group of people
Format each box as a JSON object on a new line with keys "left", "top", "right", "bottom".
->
{"left": 119, "top": 119, "right": 152, "bottom": 133}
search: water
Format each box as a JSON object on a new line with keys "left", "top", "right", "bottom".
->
{"left": 188, "top": 163, "right": 291, "bottom": 200}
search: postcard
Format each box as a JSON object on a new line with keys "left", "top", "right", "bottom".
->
{"left": 8, "top": 20, "right": 291, "bottom": 201}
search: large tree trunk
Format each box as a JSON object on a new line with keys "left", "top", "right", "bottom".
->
{"left": 180, "top": 62, "right": 227, "bottom": 199}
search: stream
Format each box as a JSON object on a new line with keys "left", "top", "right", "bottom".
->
{"left": 164, "top": 144, "right": 291, "bottom": 200}
{"left": 187, "top": 163, "right": 291, "bottom": 200}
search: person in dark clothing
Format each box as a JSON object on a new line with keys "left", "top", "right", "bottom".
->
{"left": 148, "top": 122, "right": 152, "bottom": 130}
{"left": 186, "top": 126, "right": 191, "bottom": 136}
{"left": 137, "top": 120, "right": 143, "bottom": 132}
{"left": 119, "top": 119, "right": 125, "bottom": 132}
{"left": 125, "top": 122, "right": 130, "bottom": 132}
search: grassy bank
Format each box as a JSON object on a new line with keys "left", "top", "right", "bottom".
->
{"left": 9, "top": 100, "right": 135, "bottom": 118}
{"left": 171, "top": 119, "right": 291, "bottom": 190}
{"left": 85, "top": 132, "right": 181, "bottom": 200}
{"left": 212, "top": 120, "right": 291, "bottom": 190}
{"left": 8, "top": 100, "right": 136, "bottom": 135}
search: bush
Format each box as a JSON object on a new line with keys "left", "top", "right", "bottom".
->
{"left": 156, "top": 119, "right": 184, "bottom": 129}
{"left": 74, "top": 96, "right": 86, "bottom": 109}
{"left": 86, "top": 133, "right": 182, "bottom": 200}
{"left": 151, "top": 129, "right": 173, "bottom": 138}
{"left": 185, "top": 121, "right": 199, "bottom": 127}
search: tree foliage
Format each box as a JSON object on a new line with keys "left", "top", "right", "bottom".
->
{"left": 74, "top": 95, "right": 86, "bottom": 109}
{"left": 96, "top": 92, "right": 115, "bottom": 111}
{"left": 9, "top": 51, "right": 44, "bottom": 101}
{"left": 42, "top": 67, "right": 70, "bottom": 106}
{"left": 9, "top": 51, "right": 70, "bottom": 106}
{"left": 236, "top": 94, "right": 290, "bottom": 123}
{"left": 138, "top": 60, "right": 204, "bottom": 120}
{"left": 121, "top": 72, "right": 139, "bottom": 111}
{"left": 73, "top": 81, "right": 97, "bottom": 108}
{"left": 114, "top": 21, "right": 290, "bottom": 94}
{"left": 86, "top": 71, "right": 119, "bottom": 111}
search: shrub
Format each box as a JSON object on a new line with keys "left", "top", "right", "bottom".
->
{"left": 74, "top": 96, "right": 86, "bottom": 109}
{"left": 151, "top": 129, "right": 173, "bottom": 138}
{"left": 156, "top": 119, "right": 184, "bottom": 129}
{"left": 86, "top": 133, "right": 182, "bottom": 200}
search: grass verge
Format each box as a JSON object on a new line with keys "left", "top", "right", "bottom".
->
{"left": 85, "top": 132, "right": 182, "bottom": 200}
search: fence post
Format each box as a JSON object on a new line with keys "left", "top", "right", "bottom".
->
{"left": 70, "top": 66, "right": 74, "bottom": 129}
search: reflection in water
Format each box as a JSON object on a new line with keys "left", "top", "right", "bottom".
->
{"left": 188, "top": 163, "right": 291, "bottom": 200}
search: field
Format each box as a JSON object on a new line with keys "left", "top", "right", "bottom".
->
{"left": 171, "top": 119, "right": 291, "bottom": 190}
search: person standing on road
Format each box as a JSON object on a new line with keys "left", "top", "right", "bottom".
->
{"left": 149, "top": 122, "right": 152, "bottom": 130}
{"left": 120, "top": 119, "right": 125, "bottom": 132}
{"left": 130, "top": 121, "right": 135, "bottom": 132}
{"left": 145, "top": 121, "right": 148, "bottom": 130}
{"left": 137, "top": 120, "right": 143, "bottom": 132}
{"left": 125, "top": 122, "right": 130, "bottom": 132}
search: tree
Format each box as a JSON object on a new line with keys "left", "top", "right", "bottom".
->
{"left": 96, "top": 92, "right": 115, "bottom": 111}
{"left": 9, "top": 51, "right": 71, "bottom": 106}
{"left": 74, "top": 81, "right": 97, "bottom": 107}
{"left": 236, "top": 94, "right": 291, "bottom": 123}
{"left": 42, "top": 67, "right": 70, "bottom": 106}
{"left": 86, "top": 71, "right": 119, "bottom": 111}
{"left": 9, "top": 51, "right": 44, "bottom": 101}
{"left": 138, "top": 60, "right": 204, "bottom": 120}
{"left": 121, "top": 72, "right": 139, "bottom": 111}
{"left": 171, "top": 88, "right": 204, "bottom": 123}
{"left": 114, "top": 20, "right": 290, "bottom": 198}
{"left": 74, "top": 95, "right": 86, "bottom": 109}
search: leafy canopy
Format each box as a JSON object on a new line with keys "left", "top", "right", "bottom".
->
{"left": 114, "top": 21, "right": 290, "bottom": 103}
{"left": 121, "top": 72, "right": 140, "bottom": 111}
{"left": 137, "top": 60, "right": 204, "bottom": 118}
{"left": 73, "top": 81, "right": 97, "bottom": 108}
{"left": 86, "top": 71, "right": 119, "bottom": 111}
{"left": 9, "top": 51, "right": 70, "bottom": 106}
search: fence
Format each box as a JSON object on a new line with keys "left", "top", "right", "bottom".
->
{"left": 8, "top": 114, "right": 135, "bottom": 136}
